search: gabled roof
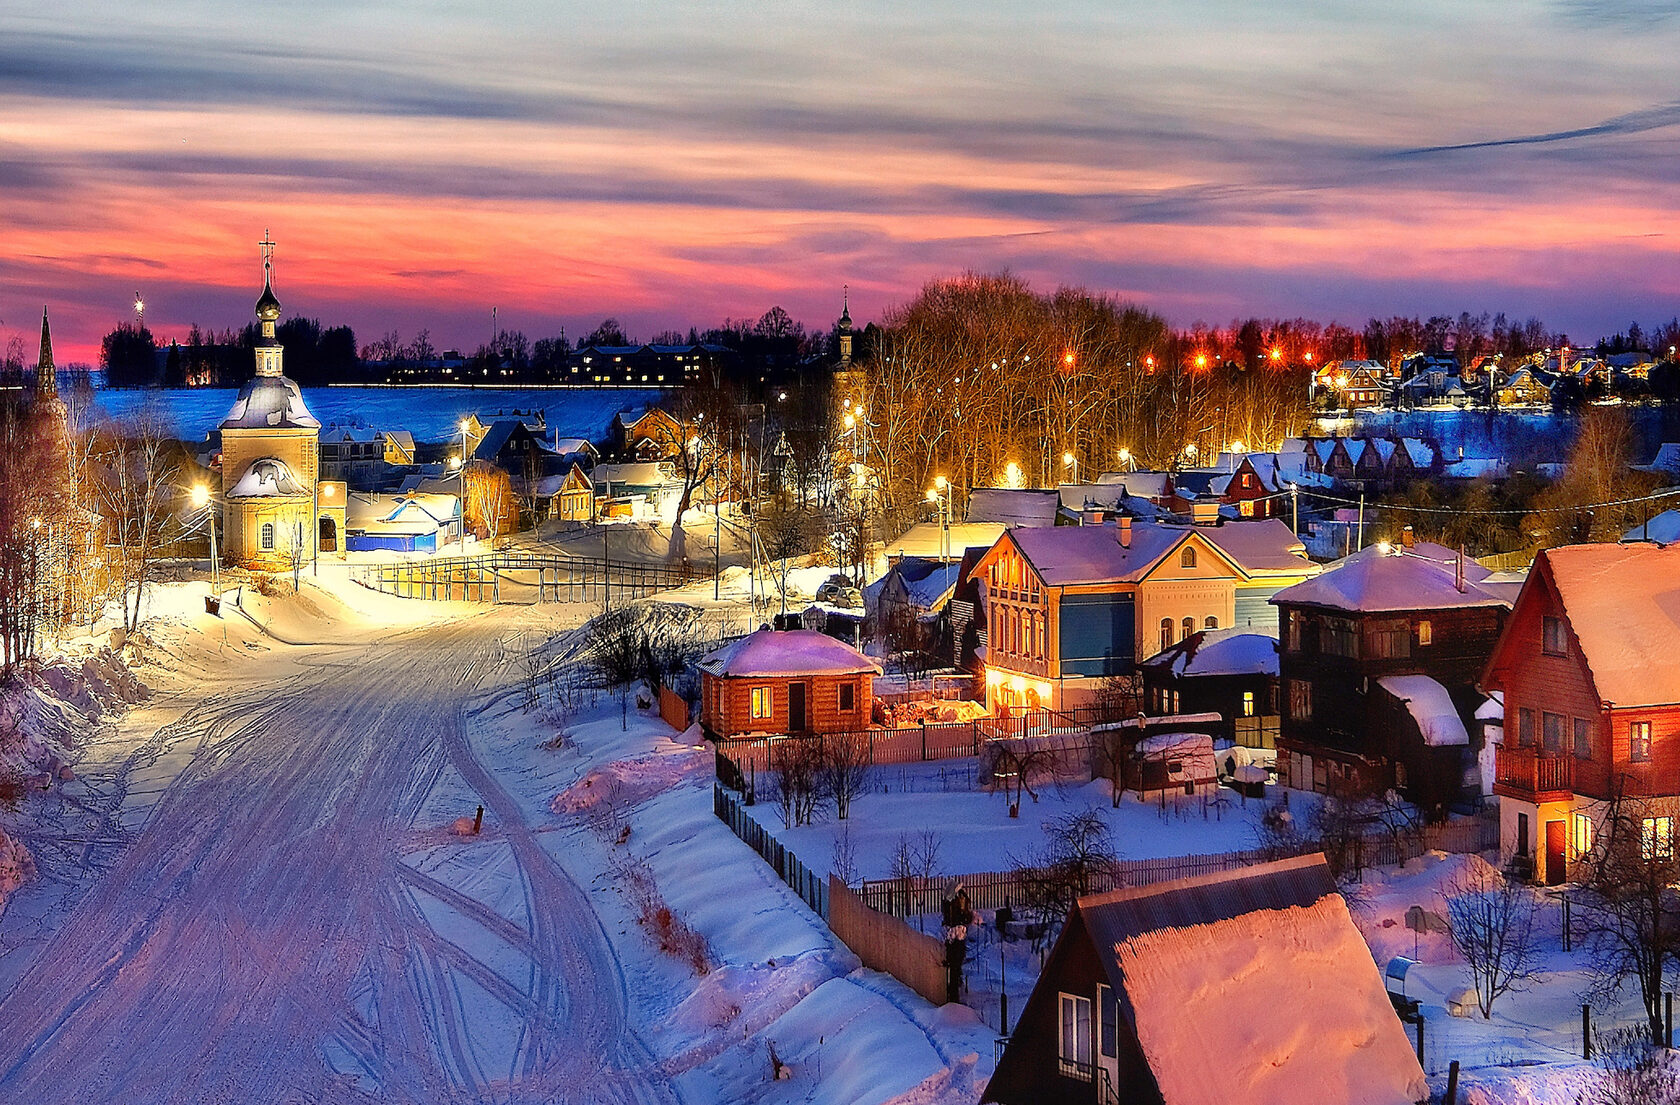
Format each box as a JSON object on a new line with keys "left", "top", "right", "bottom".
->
{"left": 346, "top": 492, "right": 458, "bottom": 534}
{"left": 1375, "top": 674, "right": 1469, "bottom": 746}
{"left": 1197, "top": 519, "right": 1316, "bottom": 576}
{"left": 1535, "top": 543, "right": 1680, "bottom": 707}
{"left": 698, "top": 628, "right": 880, "bottom": 678}
{"left": 322, "top": 423, "right": 380, "bottom": 443}
{"left": 1401, "top": 438, "right": 1435, "bottom": 467}
{"left": 965, "top": 487, "right": 1060, "bottom": 527}
{"left": 1001, "top": 522, "right": 1241, "bottom": 587}
{"left": 551, "top": 437, "right": 598, "bottom": 457}
{"left": 1622, "top": 509, "right": 1680, "bottom": 544}
{"left": 1271, "top": 543, "right": 1507, "bottom": 613}
{"left": 1076, "top": 854, "right": 1427, "bottom": 1105}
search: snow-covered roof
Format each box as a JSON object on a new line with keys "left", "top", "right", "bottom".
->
{"left": 1081, "top": 855, "right": 1427, "bottom": 1105}
{"left": 551, "top": 437, "right": 596, "bottom": 456}
{"left": 322, "top": 423, "right": 380, "bottom": 443}
{"left": 593, "top": 462, "right": 671, "bottom": 489}
{"left": 884, "top": 522, "right": 1007, "bottom": 563}
{"left": 1637, "top": 443, "right": 1680, "bottom": 474}
{"left": 1623, "top": 509, "right": 1680, "bottom": 544}
{"left": 883, "top": 558, "right": 962, "bottom": 611}
{"left": 1402, "top": 438, "right": 1435, "bottom": 467}
{"left": 1442, "top": 458, "right": 1509, "bottom": 480}
{"left": 1376, "top": 675, "right": 1469, "bottom": 746}
{"left": 345, "top": 492, "right": 458, "bottom": 535}
{"left": 1006, "top": 523, "right": 1202, "bottom": 586}
{"left": 1111, "top": 472, "right": 1172, "bottom": 499}
{"left": 220, "top": 374, "right": 320, "bottom": 431}
{"left": 1475, "top": 691, "right": 1504, "bottom": 721}
{"left": 1136, "top": 731, "right": 1214, "bottom": 756}
{"left": 698, "top": 629, "right": 881, "bottom": 678}
{"left": 1271, "top": 543, "right": 1508, "bottom": 613}
{"left": 1541, "top": 543, "right": 1680, "bottom": 707}
{"left": 965, "top": 487, "right": 1060, "bottom": 527}
{"left": 1343, "top": 439, "right": 1367, "bottom": 465}
{"left": 226, "top": 457, "right": 306, "bottom": 498}
{"left": 1197, "top": 519, "right": 1315, "bottom": 576}
{"left": 1142, "top": 628, "right": 1280, "bottom": 677}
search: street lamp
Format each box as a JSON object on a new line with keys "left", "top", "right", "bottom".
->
{"left": 1005, "top": 461, "right": 1023, "bottom": 489}
{"left": 928, "top": 477, "right": 953, "bottom": 564}
{"left": 1062, "top": 450, "right": 1077, "bottom": 485}
{"left": 191, "top": 484, "right": 219, "bottom": 600}
{"left": 1118, "top": 447, "right": 1133, "bottom": 471}
{"left": 134, "top": 292, "right": 144, "bottom": 333}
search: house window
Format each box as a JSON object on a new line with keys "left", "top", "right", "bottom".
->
{"left": 1181, "top": 616, "right": 1194, "bottom": 641}
{"left": 751, "top": 686, "right": 772, "bottom": 720}
{"left": 1517, "top": 708, "right": 1535, "bottom": 748}
{"left": 1160, "top": 618, "right": 1173, "bottom": 652}
{"left": 1058, "top": 993, "right": 1093, "bottom": 1078}
{"left": 1323, "top": 617, "right": 1358, "bottom": 658}
{"left": 1286, "top": 611, "right": 1302, "bottom": 653}
{"left": 1572, "top": 813, "right": 1593, "bottom": 861}
{"left": 1643, "top": 816, "right": 1673, "bottom": 861}
{"left": 839, "top": 683, "right": 855, "bottom": 712}
{"left": 1242, "top": 690, "right": 1255, "bottom": 717}
{"left": 1543, "top": 616, "right": 1567, "bottom": 656}
{"left": 1574, "top": 718, "right": 1592, "bottom": 759}
{"left": 1289, "top": 678, "right": 1312, "bottom": 721}
{"left": 1417, "top": 620, "right": 1432, "bottom": 646}
{"left": 1204, "top": 616, "right": 1218, "bottom": 630}
{"left": 1543, "top": 712, "right": 1564, "bottom": 754}
{"left": 1180, "top": 546, "right": 1197, "bottom": 569}
{"left": 260, "top": 522, "right": 275, "bottom": 550}
{"left": 1631, "top": 720, "right": 1652, "bottom": 762}
{"left": 1371, "top": 619, "right": 1411, "bottom": 659}
{"left": 1099, "top": 984, "right": 1118, "bottom": 1059}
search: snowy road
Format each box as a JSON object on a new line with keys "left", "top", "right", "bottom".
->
{"left": 0, "top": 615, "right": 679, "bottom": 1105}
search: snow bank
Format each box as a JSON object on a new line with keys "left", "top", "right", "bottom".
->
{"left": 1350, "top": 850, "right": 1498, "bottom": 968}
{"left": 550, "top": 747, "right": 709, "bottom": 815}
{"left": 1117, "top": 894, "right": 1429, "bottom": 1105}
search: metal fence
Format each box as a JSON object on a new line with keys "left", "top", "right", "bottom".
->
{"left": 353, "top": 552, "right": 709, "bottom": 604}
{"left": 713, "top": 784, "right": 827, "bottom": 919}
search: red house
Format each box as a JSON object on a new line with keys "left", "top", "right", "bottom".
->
{"left": 698, "top": 628, "right": 879, "bottom": 739}
{"left": 1484, "top": 543, "right": 1680, "bottom": 884}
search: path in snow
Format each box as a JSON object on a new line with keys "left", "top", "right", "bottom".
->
{"left": 0, "top": 615, "right": 679, "bottom": 1105}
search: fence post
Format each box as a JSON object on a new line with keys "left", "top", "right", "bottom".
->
{"left": 921, "top": 720, "right": 927, "bottom": 761}
{"left": 1583, "top": 1005, "right": 1591, "bottom": 1059}
{"left": 1415, "top": 1014, "right": 1424, "bottom": 1066}
{"left": 1444, "top": 1060, "right": 1459, "bottom": 1105}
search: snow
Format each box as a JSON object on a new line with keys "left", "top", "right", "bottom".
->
{"left": 225, "top": 455, "right": 307, "bottom": 497}
{"left": 219, "top": 373, "right": 321, "bottom": 430}
{"left": 1620, "top": 508, "right": 1680, "bottom": 544}
{"left": 1116, "top": 893, "right": 1429, "bottom": 1105}
{"left": 1542, "top": 542, "right": 1680, "bottom": 707}
{"left": 883, "top": 523, "right": 1006, "bottom": 566}
{"left": 1376, "top": 675, "right": 1470, "bottom": 747}
{"left": 1145, "top": 628, "right": 1279, "bottom": 677}
{"left": 1195, "top": 519, "right": 1316, "bottom": 576}
{"left": 699, "top": 628, "right": 881, "bottom": 677}
{"left": 1272, "top": 543, "right": 1510, "bottom": 613}
{"left": 964, "top": 488, "right": 1059, "bottom": 527}
{"left": 1475, "top": 691, "right": 1504, "bottom": 721}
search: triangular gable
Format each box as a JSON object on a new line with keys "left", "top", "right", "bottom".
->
{"left": 1482, "top": 549, "right": 1597, "bottom": 703}
{"left": 973, "top": 528, "right": 1050, "bottom": 591}
{"left": 1136, "top": 528, "right": 1251, "bottom": 584}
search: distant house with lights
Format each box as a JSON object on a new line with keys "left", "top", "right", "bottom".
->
{"left": 972, "top": 519, "right": 1316, "bottom": 713}
{"left": 698, "top": 628, "right": 880, "bottom": 739}
{"left": 344, "top": 492, "right": 461, "bottom": 553}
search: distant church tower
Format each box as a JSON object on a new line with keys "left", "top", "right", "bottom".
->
{"left": 217, "top": 232, "right": 335, "bottom": 569}
{"left": 837, "top": 285, "right": 854, "bottom": 369}
{"left": 35, "top": 307, "right": 58, "bottom": 401}
{"left": 28, "top": 307, "right": 70, "bottom": 518}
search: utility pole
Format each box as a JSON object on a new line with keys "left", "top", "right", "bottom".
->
{"left": 1290, "top": 482, "right": 1299, "bottom": 536}
{"left": 1357, "top": 491, "right": 1366, "bottom": 551}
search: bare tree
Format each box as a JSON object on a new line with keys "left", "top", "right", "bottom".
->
{"left": 818, "top": 730, "right": 871, "bottom": 820}
{"left": 1592, "top": 1025, "right": 1680, "bottom": 1105}
{"left": 1010, "top": 806, "right": 1120, "bottom": 948}
{"left": 768, "top": 736, "right": 821, "bottom": 828}
{"left": 461, "top": 460, "right": 519, "bottom": 545}
{"left": 986, "top": 738, "right": 1055, "bottom": 817}
{"left": 585, "top": 605, "right": 646, "bottom": 729}
{"left": 1444, "top": 862, "right": 1541, "bottom": 1019}
{"left": 94, "top": 407, "right": 180, "bottom": 635}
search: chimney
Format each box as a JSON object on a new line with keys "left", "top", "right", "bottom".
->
{"left": 1118, "top": 515, "right": 1132, "bottom": 548}
{"left": 1084, "top": 507, "right": 1105, "bottom": 526}
{"left": 1401, "top": 525, "right": 1416, "bottom": 548}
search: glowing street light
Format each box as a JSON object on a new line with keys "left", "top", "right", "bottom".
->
{"left": 191, "top": 485, "right": 219, "bottom": 599}
{"left": 843, "top": 412, "right": 856, "bottom": 430}
{"left": 1005, "top": 461, "right": 1023, "bottom": 488}
{"left": 1063, "top": 351, "right": 1076, "bottom": 367}
{"left": 1195, "top": 353, "right": 1208, "bottom": 368}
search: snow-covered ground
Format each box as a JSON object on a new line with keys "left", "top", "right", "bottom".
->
{"left": 0, "top": 571, "right": 986, "bottom": 1105}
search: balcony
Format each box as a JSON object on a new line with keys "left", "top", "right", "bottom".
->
{"left": 1493, "top": 745, "right": 1574, "bottom": 802}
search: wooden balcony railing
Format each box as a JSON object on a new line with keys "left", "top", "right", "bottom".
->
{"left": 1494, "top": 745, "right": 1574, "bottom": 797}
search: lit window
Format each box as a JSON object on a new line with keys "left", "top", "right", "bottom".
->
{"left": 1058, "top": 993, "right": 1093, "bottom": 1079}
{"left": 751, "top": 687, "right": 772, "bottom": 720}
{"left": 1417, "top": 620, "right": 1432, "bottom": 646}
{"left": 1181, "top": 616, "right": 1194, "bottom": 641}
{"left": 1242, "top": 691, "right": 1255, "bottom": 717}
{"left": 1572, "top": 813, "right": 1593, "bottom": 860}
{"left": 1643, "top": 816, "right": 1673, "bottom": 861}
{"left": 1631, "top": 721, "right": 1652, "bottom": 762}
{"left": 1204, "top": 616, "right": 1218, "bottom": 630}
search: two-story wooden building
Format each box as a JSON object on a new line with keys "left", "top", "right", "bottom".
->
{"left": 1272, "top": 541, "right": 1513, "bottom": 812}
{"left": 1139, "top": 628, "right": 1280, "bottom": 748}
{"left": 974, "top": 519, "right": 1317, "bottom": 713}
{"left": 1483, "top": 543, "right": 1680, "bottom": 885}
{"left": 698, "top": 629, "right": 880, "bottom": 739}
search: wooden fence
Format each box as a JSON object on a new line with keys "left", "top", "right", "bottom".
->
{"left": 353, "top": 552, "right": 709, "bottom": 604}
{"left": 713, "top": 784, "right": 827, "bottom": 919}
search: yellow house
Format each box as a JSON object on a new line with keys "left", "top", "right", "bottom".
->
{"left": 217, "top": 242, "right": 334, "bottom": 570}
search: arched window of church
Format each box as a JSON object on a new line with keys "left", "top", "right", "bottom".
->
{"left": 261, "top": 523, "right": 275, "bottom": 550}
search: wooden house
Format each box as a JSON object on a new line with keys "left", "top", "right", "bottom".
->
{"left": 1273, "top": 541, "right": 1513, "bottom": 812}
{"left": 984, "top": 854, "right": 1426, "bottom": 1105}
{"left": 547, "top": 462, "right": 595, "bottom": 522}
{"left": 973, "top": 519, "right": 1316, "bottom": 713}
{"left": 1139, "top": 628, "right": 1279, "bottom": 748}
{"left": 698, "top": 629, "right": 880, "bottom": 739}
{"left": 1484, "top": 543, "right": 1680, "bottom": 885}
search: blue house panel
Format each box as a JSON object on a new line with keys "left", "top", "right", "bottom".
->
{"left": 348, "top": 533, "right": 418, "bottom": 552}
{"left": 1234, "top": 586, "right": 1284, "bottom": 632}
{"left": 1058, "top": 593, "right": 1134, "bottom": 676}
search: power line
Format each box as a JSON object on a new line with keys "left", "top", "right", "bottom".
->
{"left": 1289, "top": 484, "right": 1680, "bottom": 517}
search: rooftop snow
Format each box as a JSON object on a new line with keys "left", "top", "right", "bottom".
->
{"left": 698, "top": 629, "right": 881, "bottom": 678}
{"left": 1376, "top": 675, "right": 1469, "bottom": 747}
{"left": 1142, "top": 628, "right": 1279, "bottom": 677}
{"left": 1115, "top": 892, "right": 1428, "bottom": 1105}
{"left": 1543, "top": 543, "right": 1680, "bottom": 707}
{"left": 965, "top": 487, "right": 1060, "bottom": 527}
{"left": 220, "top": 374, "right": 320, "bottom": 431}
{"left": 1271, "top": 543, "right": 1508, "bottom": 613}
{"left": 226, "top": 457, "right": 306, "bottom": 498}
{"left": 1622, "top": 509, "right": 1680, "bottom": 544}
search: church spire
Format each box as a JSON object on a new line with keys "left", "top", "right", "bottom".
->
{"left": 837, "top": 285, "right": 854, "bottom": 368}
{"left": 253, "top": 230, "right": 284, "bottom": 378}
{"left": 36, "top": 306, "right": 56, "bottom": 399}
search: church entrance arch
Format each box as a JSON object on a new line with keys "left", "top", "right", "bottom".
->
{"left": 318, "top": 516, "right": 338, "bottom": 553}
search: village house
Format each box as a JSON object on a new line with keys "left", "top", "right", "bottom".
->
{"left": 964, "top": 487, "right": 1061, "bottom": 528}
{"left": 698, "top": 628, "right": 880, "bottom": 739}
{"left": 1494, "top": 367, "right": 1553, "bottom": 407}
{"left": 1484, "top": 542, "right": 1680, "bottom": 885}
{"left": 381, "top": 429, "right": 417, "bottom": 467}
{"left": 542, "top": 462, "right": 595, "bottom": 523}
{"left": 472, "top": 419, "right": 556, "bottom": 477}
{"left": 984, "top": 853, "right": 1427, "bottom": 1105}
{"left": 318, "top": 424, "right": 386, "bottom": 488}
{"left": 972, "top": 518, "right": 1317, "bottom": 713}
{"left": 343, "top": 491, "right": 461, "bottom": 553}
{"left": 1138, "top": 628, "right": 1279, "bottom": 749}
{"left": 1272, "top": 539, "right": 1514, "bottom": 812}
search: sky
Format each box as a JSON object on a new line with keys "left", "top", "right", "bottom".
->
{"left": 1, "top": 0, "right": 1678, "bottom": 363}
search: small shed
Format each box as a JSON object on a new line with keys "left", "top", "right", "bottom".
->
{"left": 1133, "top": 732, "right": 1218, "bottom": 797}
{"left": 698, "top": 628, "right": 881, "bottom": 740}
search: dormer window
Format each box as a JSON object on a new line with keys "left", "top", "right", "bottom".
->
{"left": 1180, "top": 547, "right": 1197, "bottom": 569}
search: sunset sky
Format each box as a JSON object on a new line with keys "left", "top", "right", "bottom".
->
{"left": 3, "top": 0, "right": 1678, "bottom": 363}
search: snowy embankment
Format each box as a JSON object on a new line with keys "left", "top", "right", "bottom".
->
{"left": 512, "top": 687, "right": 993, "bottom": 1105}
{"left": 0, "top": 646, "right": 148, "bottom": 912}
